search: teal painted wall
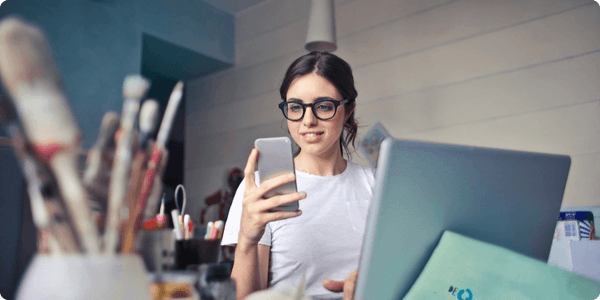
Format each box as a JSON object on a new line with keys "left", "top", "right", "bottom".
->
{"left": 135, "top": 0, "right": 234, "bottom": 65}
{"left": 0, "top": 0, "right": 234, "bottom": 147}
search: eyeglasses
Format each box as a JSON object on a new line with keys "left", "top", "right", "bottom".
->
{"left": 278, "top": 99, "right": 350, "bottom": 121}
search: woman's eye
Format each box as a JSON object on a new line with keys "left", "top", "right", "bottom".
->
{"left": 289, "top": 104, "right": 302, "bottom": 112}
{"left": 317, "top": 103, "right": 334, "bottom": 111}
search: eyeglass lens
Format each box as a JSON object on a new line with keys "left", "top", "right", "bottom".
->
{"left": 285, "top": 101, "right": 337, "bottom": 120}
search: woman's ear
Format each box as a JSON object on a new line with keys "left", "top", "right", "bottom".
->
{"left": 345, "top": 102, "right": 356, "bottom": 121}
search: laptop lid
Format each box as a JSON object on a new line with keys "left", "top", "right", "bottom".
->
{"left": 354, "top": 138, "right": 571, "bottom": 300}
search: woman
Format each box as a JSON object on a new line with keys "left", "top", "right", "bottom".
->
{"left": 222, "top": 52, "right": 375, "bottom": 300}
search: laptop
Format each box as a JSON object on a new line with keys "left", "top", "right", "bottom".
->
{"left": 354, "top": 138, "right": 571, "bottom": 300}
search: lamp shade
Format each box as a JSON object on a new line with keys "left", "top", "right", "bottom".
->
{"left": 305, "top": 0, "right": 336, "bottom": 52}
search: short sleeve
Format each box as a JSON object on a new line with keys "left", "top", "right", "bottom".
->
{"left": 221, "top": 175, "right": 272, "bottom": 246}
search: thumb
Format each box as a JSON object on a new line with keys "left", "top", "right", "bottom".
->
{"left": 322, "top": 279, "right": 344, "bottom": 292}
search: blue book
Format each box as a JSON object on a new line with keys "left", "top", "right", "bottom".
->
{"left": 559, "top": 211, "right": 595, "bottom": 239}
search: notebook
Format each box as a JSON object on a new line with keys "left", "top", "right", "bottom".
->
{"left": 354, "top": 138, "right": 571, "bottom": 300}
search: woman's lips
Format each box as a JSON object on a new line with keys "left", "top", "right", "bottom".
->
{"left": 300, "top": 132, "right": 323, "bottom": 142}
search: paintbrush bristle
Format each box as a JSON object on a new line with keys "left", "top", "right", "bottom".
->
{"left": 98, "top": 112, "right": 120, "bottom": 146}
{"left": 0, "top": 17, "right": 62, "bottom": 93}
{"left": 83, "top": 111, "right": 119, "bottom": 186}
{"left": 0, "top": 17, "right": 78, "bottom": 147}
{"left": 173, "top": 80, "right": 184, "bottom": 94}
{"left": 155, "top": 80, "right": 184, "bottom": 147}
{"left": 139, "top": 99, "right": 159, "bottom": 134}
{"left": 122, "top": 75, "right": 150, "bottom": 101}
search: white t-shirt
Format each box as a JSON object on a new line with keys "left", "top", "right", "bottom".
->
{"left": 222, "top": 161, "right": 375, "bottom": 298}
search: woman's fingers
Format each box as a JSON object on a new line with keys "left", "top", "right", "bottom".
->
{"left": 244, "top": 148, "right": 258, "bottom": 190}
{"left": 254, "top": 172, "right": 296, "bottom": 197}
{"left": 343, "top": 270, "right": 358, "bottom": 300}
{"left": 245, "top": 172, "right": 296, "bottom": 203}
{"left": 244, "top": 149, "right": 297, "bottom": 201}
{"left": 322, "top": 279, "right": 344, "bottom": 292}
{"left": 254, "top": 191, "right": 305, "bottom": 213}
{"left": 239, "top": 149, "right": 303, "bottom": 244}
{"left": 322, "top": 270, "right": 358, "bottom": 300}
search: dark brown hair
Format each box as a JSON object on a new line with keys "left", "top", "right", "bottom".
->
{"left": 279, "top": 51, "right": 358, "bottom": 158}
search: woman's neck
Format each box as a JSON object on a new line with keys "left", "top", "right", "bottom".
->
{"left": 294, "top": 150, "right": 347, "bottom": 176}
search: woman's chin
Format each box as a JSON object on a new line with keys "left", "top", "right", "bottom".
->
{"left": 296, "top": 144, "right": 338, "bottom": 158}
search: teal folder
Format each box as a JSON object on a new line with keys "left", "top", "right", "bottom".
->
{"left": 404, "top": 231, "right": 600, "bottom": 300}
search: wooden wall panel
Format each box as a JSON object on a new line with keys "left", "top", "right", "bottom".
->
{"left": 186, "top": 0, "right": 600, "bottom": 221}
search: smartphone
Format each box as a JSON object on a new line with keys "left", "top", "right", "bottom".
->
{"left": 254, "top": 137, "right": 299, "bottom": 212}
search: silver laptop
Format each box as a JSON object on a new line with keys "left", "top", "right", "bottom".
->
{"left": 354, "top": 138, "right": 571, "bottom": 300}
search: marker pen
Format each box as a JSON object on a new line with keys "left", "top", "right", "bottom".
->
{"left": 205, "top": 221, "right": 213, "bottom": 240}
{"left": 183, "top": 214, "right": 190, "bottom": 239}
{"left": 171, "top": 210, "right": 183, "bottom": 240}
{"left": 155, "top": 193, "right": 166, "bottom": 226}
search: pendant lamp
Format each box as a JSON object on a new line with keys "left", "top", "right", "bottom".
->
{"left": 305, "top": 0, "right": 337, "bottom": 52}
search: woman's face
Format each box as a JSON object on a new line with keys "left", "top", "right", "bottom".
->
{"left": 285, "top": 73, "right": 350, "bottom": 158}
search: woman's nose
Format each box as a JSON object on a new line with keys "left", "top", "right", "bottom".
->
{"left": 302, "top": 106, "right": 318, "bottom": 126}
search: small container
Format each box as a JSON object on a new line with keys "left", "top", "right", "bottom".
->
{"left": 16, "top": 254, "right": 151, "bottom": 300}
{"left": 138, "top": 229, "right": 176, "bottom": 272}
{"left": 175, "top": 238, "right": 221, "bottom": 270}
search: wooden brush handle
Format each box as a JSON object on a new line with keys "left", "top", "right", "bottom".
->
{"left": 0, "top": 17, "right": 100, "bottom": 253}
{"left": 120, "top": 146, "right": 165, "bottom": 253}
{"left": 2, "top": 93, "right": 83, "bottom": 253}
{"left": 118, "top": 150, "right": 148, "bottom": 253}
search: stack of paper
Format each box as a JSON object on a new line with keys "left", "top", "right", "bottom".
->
{"left": 405, "top": 231, "right": 600, "bottom": 300}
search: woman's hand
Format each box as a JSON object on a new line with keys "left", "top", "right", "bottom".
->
{"left": 238, "top": 148, "right": 305, "bottom": 244}
{"left": 322, "top": 270, "right": 358, "bottom": 300}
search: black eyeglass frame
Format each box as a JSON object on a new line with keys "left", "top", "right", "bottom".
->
{"left": 278, "top": 99, "right": 351, "bottom": 121}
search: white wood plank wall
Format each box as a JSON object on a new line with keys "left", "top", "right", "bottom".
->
{"left": 185, "top": 0, "right": 600, "bottom": 223}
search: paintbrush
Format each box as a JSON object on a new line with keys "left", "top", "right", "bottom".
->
{"left": 142, "top": 152, "right": 169, "bottom": 220}
{"left": 119, "top": 99, "right": 160, "bottom": 252}
{"left": 1, "top": 100, "right": 80, "bottom": 253}
{"left": 103, "top": 75, "right": 150, "bottom": 254}
{"left": 83, "top": 111, "right": 120, "bottom": 209}
{"left": 125, "top": 99, "right": 159, "bottom": 215}
{"left": 139, "top": 99, "right": 159, "bottom": 150}
{"left": 141, "top": 81, "right": 183, "bottom": 217}
{"left": 121, "top": 82, "right": 183, "bottom": 252}
{"left": 141, "top": 81, "right": 184, "bottom": 218}
{"left": 23, "top": 158, "right": 61, "bottom": 254}
{"left": 0, "top": 17, "right": 100, "bottom": 253}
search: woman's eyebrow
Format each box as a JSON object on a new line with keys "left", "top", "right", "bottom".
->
{"left": 286, "top": 96, "right": 336, "bottom": 102}
{"left": 315, "top": 96, "right": 336, "bottom": 101}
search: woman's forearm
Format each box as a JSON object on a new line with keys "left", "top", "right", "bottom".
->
{"left": 230, "top": 238, "right": 264, "bottom": 300}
